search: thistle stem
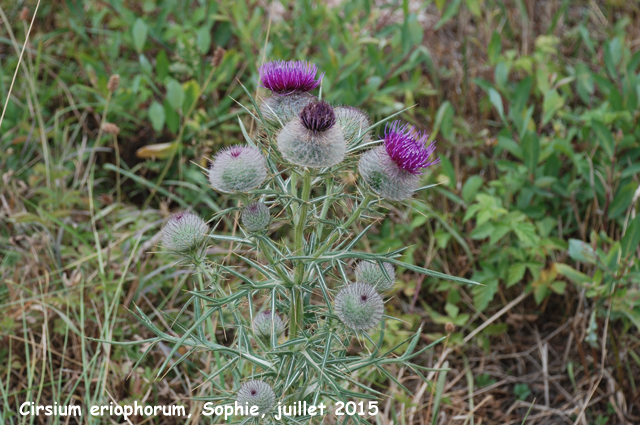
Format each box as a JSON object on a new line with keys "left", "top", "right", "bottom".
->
{"left": 315, "top": 176, "right": 334, "bottom": 241}
{"left": 290, "top": 170, "right": 312, "bottom": 338}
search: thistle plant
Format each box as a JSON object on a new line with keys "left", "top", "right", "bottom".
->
{"left": 132, "top": 59, "right": 478, "bottom": 423}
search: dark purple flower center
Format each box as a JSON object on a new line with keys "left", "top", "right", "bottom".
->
{"left": 259, "top": 60, "right": 323, "bottom": 94}
{"left": 250, "top": 389, "right": 257, "bottom": 396}
{"left": 360, "top": 295, "right": 368, "bottom": 302}
{"left": 383, "top": 121, "right": 441, "bottom": 174}
{"left": 261, "top": 310, "right": 272, "bottom": 316}
{"left": 300, "top": 101, "right": 335, "bottom": 133}
{"left": 174, "top": 213, "right": 185, "bottom": 221}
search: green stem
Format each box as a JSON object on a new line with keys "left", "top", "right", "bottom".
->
{"left": 315, "top": 176, "right": 333, "bottom": 242}
{"left": 289, "top": 286, "right": 305, "bottom": 340}
{"left": 290, "top": 170, "right": 312, "bottom": 338}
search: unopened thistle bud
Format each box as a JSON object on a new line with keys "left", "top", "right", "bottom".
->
{"left": 102, "top": 122, "right": 120, "bottom": 135}
{"left": 252, "top": 310, "right": 286, "bottom": 340}
{"left": 358, "top": 121, "right": 440, "bottom": 201}
{"left": 161, "top": 212, "right": 209, "bottom": 254}
{"left": 258, "top": 60, "right": 322, "bottom": 124}
{"left": 208, "top": 145, "right": 268, "bottom": 193}
{"left": 107, "top": 74, "right": 120, "bottom": 92}
{"left": 277, "top": 101, "right": 346, "bottom": 168}
{"left": 355, "top": 261, "right": 395, "bottom": 292}
{"left": 241, "top": 202, "right": 270, "bottom": 232}
{"left": 236, "top": 380, "right": 276, "bottom": 415}
{"left": 335, "top": 283, "right": 384, "bottom": 331}
{"left": 335, "top": 106, "right": 371, "bottom": 145}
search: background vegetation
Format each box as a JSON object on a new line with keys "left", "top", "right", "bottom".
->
{"left": 1, "top": 0, "right": 640, "bottom": 424}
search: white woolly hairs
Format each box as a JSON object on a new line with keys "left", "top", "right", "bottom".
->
{"left": 358, "top": 146, "right": 420, "bottom": 201}
{"left": 208, "top": 145, "right": 268, "bottom": 193}
{"left": 277, "top": 120, "right": 346, "bottom": 168}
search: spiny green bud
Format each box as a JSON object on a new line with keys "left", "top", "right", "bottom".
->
{"left": 277, "top": 101, "right": 346, "bottom": 168}
{"left": 252, "top": 310, "right": 286, "bottom": 340}
{"left": 161, "top": 212, "right": 209, "bottom": 254}
{"left": 260, "top": 92, "right": 318, "bottom": 125}
{"left": 335, "top": 106, "right": 371, "bottom": 145}
{"left": 355, "top": 261, "right": 395, "bottom": 292}
{"left": 335, "top": 283, "right": 384, "bottom": 331}
{"left": 236, "top": 380, "right": 276, "bottom": 415}
{"left": 208, "top": 145, "right": 268, "bottom": 194}
{"left": 241, "top": 202, "right": 270, "bottom": 232}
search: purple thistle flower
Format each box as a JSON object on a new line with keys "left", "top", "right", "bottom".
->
{"left": 259, "top": 60, "right": 324, "bottom": 94}
{"left": 383, "top": 121, "right": 440, "bottom": 175}
{"left": 299, "top": 101, "right": 336, "bottom": 133}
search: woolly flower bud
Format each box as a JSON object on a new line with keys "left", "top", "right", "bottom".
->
{"left": 162, "top": 212, "right": 209, "bottom": 253}
{"left": 277, "top": 101, "right": 346, "bottom": 168}
{"left": 355, "top": 261, "right": 395, "bottom": 292}
{"left": 335, "top": 106, "right": 371, "bottom": 145}
{"left": 335, "top": 283, "right": 384, "bottom": 331}
{"left": 359, "top": 121, "right": 440, "bottom": 201}
{"left": 242, "top": 202, "right": 270, "bottom": 232}
{"left": 252, "top": 310, "right": 286, "bottom": 340}
{"left": 236, "top": 380, "right": 276, "bottom": 415}
{"left": 107, "top": 74, "right": 120, "bottom": 92}
{"left": 208, "top": 145, "right": 268, "bottom": 193}
{"left": 260, "top": 91, "right": 317, "bottom": 124}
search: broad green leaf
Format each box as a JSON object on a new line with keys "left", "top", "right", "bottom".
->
{"left": 465, "top": 0, "right": 481, "bottom": 17}
{"left": 513, "top": 222, "right": 539, "bottom": 247}
{"left": 488, "top": 88, "right": 504, "bottom": 121}
{"left": 507, "top": 263, "right": 526, "bottom": 287}
{"left": 439, "top": 156, "right": 455, "bottom": 187}
{"left": 132, "top": 18, "right": 148, "bottom": 53}
{"left": 156, "top": 50, "right": 169, "bottom": 81}
{"left": 472, "top": 278, "right": 498, "bottom": 312}
{"left": 461, "top": 176, "right": 483, "bottom": 204}
{"left": 470, "top": 222, "right": 493, "bottom": 240}
{"left": 621, "top": 215, "right": 640, "bottom": 259}
{"left": 149, "top": 101, "right": 165, "bottom": 131}
{"left": 166, "top": 79, "right": 185, "bottom": 112}
{"left": 568, "top": 239, "right": 596, "bottom": 264}
{"left": 542, "top": 89, "right": 564, "bottom": 125}
{"left": 434, "top": 101, "right": 454, "bottom": 141}
{"left": 183, "top": 80, "right": 201, "bottom": 114}
{"left": 487, "top": 31, "right": 502, "bottom": 65}
{"left": 591, "top": 120, "right": 615, "bottom": 157}
{"left": 521, "top": 132, "right": 540, "bottom": 173}
{"left": 554, "top": 263, "right": 591, "bottom": 285}
{"left": 197, "top": 25, "right": 212, "bottom": 54}
{"left": 608, "top": 181, "right": 636, "bottom": 219}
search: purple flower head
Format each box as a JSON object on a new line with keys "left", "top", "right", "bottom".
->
{"left": 382, "top": 121, "right": 440, "bottom": 175}
{"left": 299, "top": 101, "right": 336, "bottom": 133}
{"left": 259, "top": 60, "right": 324, "bottom": 94}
